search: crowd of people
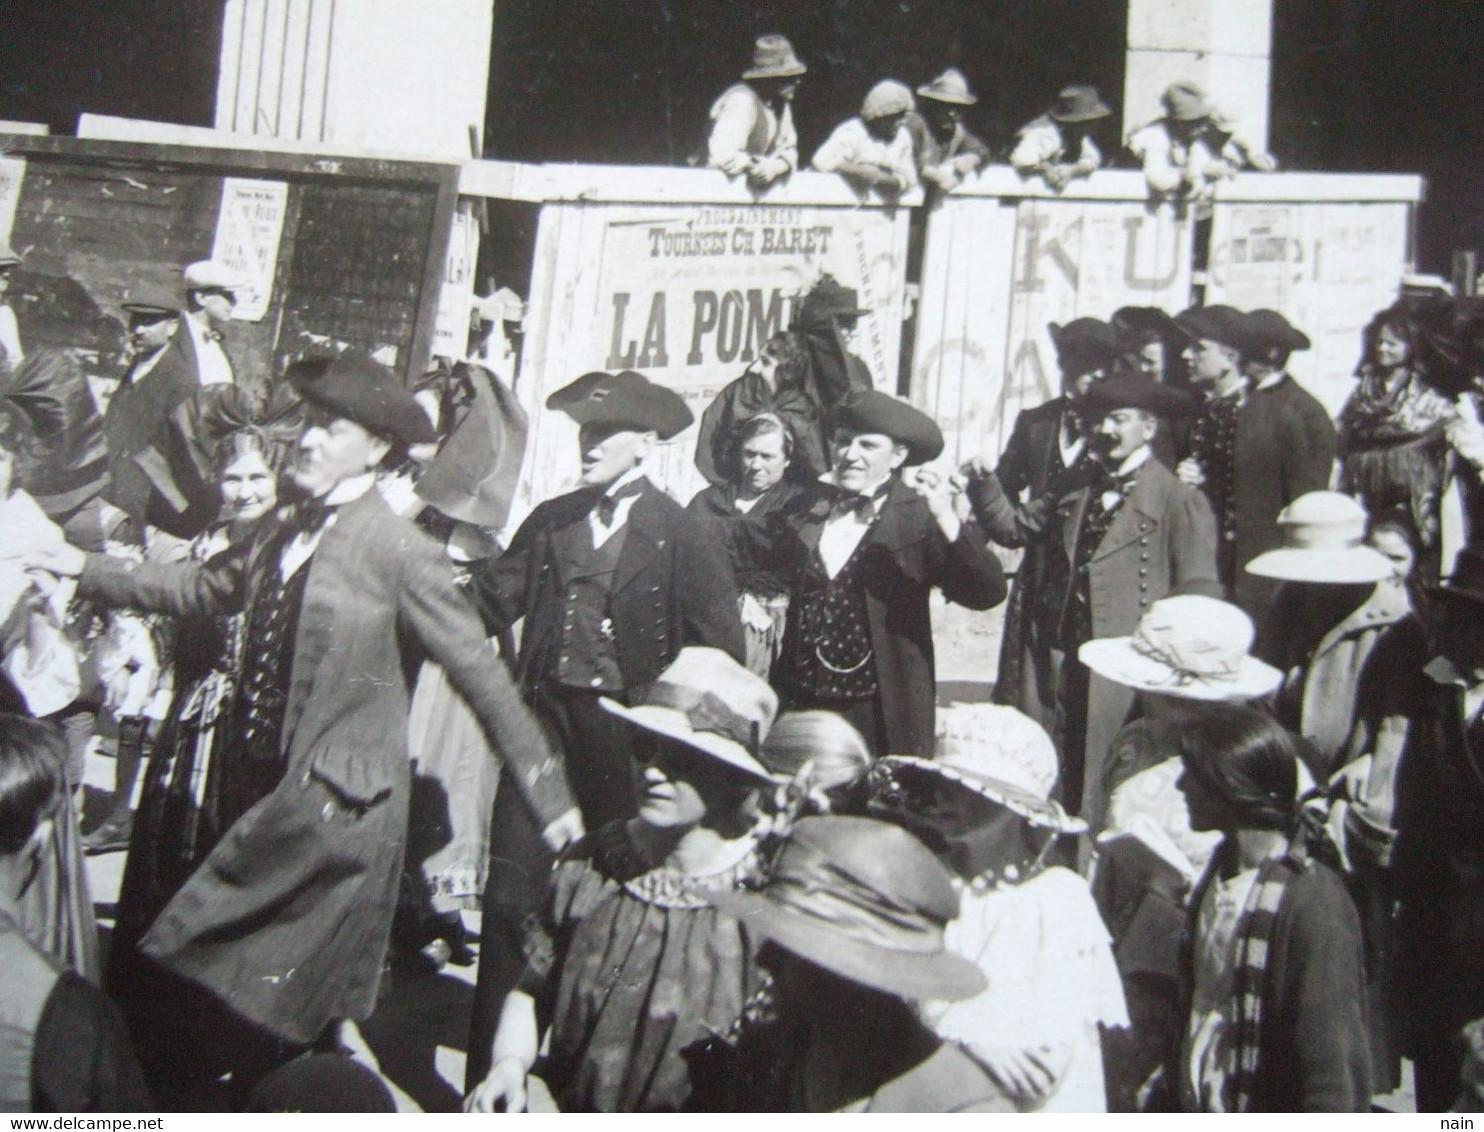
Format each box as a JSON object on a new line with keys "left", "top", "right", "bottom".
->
{"left": 1, "top": 54, "right": 1484, "bottom": 1114}
{"left": 703, "top": 34, "right": 1275, "bottom": 198}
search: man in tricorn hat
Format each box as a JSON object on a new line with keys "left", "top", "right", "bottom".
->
{"left": 961, "top": 317, "right": 1121, "bottom": 737}
{"left": 29, "top": 351, "right": 579, "bottom": 1104}
{"left": 909, "top": 68, "right": 990, "bottom": 192}
{"left": 463, "top": 368, "right": 743, "bottom": 1088}
{"left": 704, "top": 34, "right": 806, "bottom": 187}
{"left": 764, "top": 389, "right": 1005, "bottom": 758}
{"left": 1026, "top": 370, "right": 1217, "bottom": 827}
{"left": 1010, "top": 84, "right": 1112, "bottom": 192}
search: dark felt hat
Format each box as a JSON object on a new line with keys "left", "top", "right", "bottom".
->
{"left": 120, "top": 282, "right": 183, "bottom": 318}
{"left": 1244, "top": 308, "right": 1311, "bottom": 354}
{"left": 799, "top": 275, "right": 871, "bottom": 323}
{"left": 705, "top": 816, "right": 986, "bottom": 1002}
{"left": 1050, "top": 317, "right": 1121, "bottom": 379}
{"left": 546, "top": 369, "right": 693, "bottom": 440}
{"left": 1438, "top": 544, "right": 1484, "bottom": 605}
{"left": 826, "top": 388, "right": 944, "bottom": 465}
{"left": 286, "top": 352, "right": 437, "bottom": 447}
{"left": 1176, "top": 305, "right": 1252, "bottom": 355}
{"left": 1049, "top": 84, "right": 1111, "bottom": 123}
{"left": 1111, "top": 305, "right": 1187, "bottom": 346}
{"left": 1083, "top": 370, "right": 1195, "bottom": 419}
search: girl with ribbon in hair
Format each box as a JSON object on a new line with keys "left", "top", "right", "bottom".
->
{"left": 871, "top": 704, "right": 1128, "bottom": 1112}
{"left": 1169, "top": 705, "right": 1369, "bottom": 1112}
{"left": 104, "top": 383, "right": 303, "bottom": 1090}
{"left": 465, "top": 647, "right": 778, "bottom": 1113}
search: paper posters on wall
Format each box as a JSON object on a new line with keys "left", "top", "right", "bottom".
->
{"left": 432, "top": 201, "right": 480, "bottom": 358}
{"left": 211, "top": 177, "right": 289, "bottom": 322}
{"left": 0, "top": 157, "right": 26, "bottom": 245}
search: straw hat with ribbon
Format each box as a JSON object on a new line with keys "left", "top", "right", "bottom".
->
{"left": 1245, "top": 491, "right": 1392, "bottom": 584}
{"left": 1079, "top": 594, "right": 1282, "bottom": 701}
{"left": 601, "top": 647, "right": 778, "bottom": 782}
{"left": 704, "top": 815, "right": 986, "bottom": 1001}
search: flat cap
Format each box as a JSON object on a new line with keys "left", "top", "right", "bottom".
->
{"left": 183, "top": 260, "right": 248, "bottom": 292}
{"left": 121, "top": 281, "right": 183, "bottom": 317}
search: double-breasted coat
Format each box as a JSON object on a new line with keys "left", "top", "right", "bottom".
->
{"left": 1051, "top": 457, "right": 1220, "bottom": 826}
{"left": 79, "top": 488, "right": 574, "bottom": 1043}
{"left": 766, "top": 478, "right": 1008, "bottom": 757}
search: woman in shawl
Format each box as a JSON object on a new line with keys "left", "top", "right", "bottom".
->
{"left": 1338, "top": 303, "right": 1456, "bottom": 581}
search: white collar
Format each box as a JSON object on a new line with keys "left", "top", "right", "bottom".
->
{"left": 1253, "top": 370, "right": 1287, "bottom": 392}
{"left": 321, "top": 472, "right": 378, "bottom": 507}
{"left": 1115, "top": 446, "right": 1152, "bottom": 477}
{"left": 602, "top": 465, "right": 647, "bottom": 497}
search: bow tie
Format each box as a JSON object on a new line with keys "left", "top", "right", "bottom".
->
{"left": 830, "top": 482, "right": 891, "bottom": 522}
{"left": 293, "top": 498, "right": 336, "bottom": 534}
{"left": 593, "top": 479, "right": 645, "bottom": 525}
{"left": 203, "top": 329, "right": 224, "bottom": 343}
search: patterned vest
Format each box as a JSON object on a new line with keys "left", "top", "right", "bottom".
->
{"left": 786, "top": 542, "right": 878, "bottom": 701}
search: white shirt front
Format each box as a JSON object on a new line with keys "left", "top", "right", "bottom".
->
{"left": 588, "top": 466, "right": 646, "bottom": 549}
{"left": 184, "top": 310, "right": 234, "bottom": 387}
{"left": 818, "top": 479, "right": 890, "bottom": 578}
{"left": 280, "top": 472, "right": 376, "bottom": 582}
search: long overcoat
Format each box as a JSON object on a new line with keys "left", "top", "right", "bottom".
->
{"left": 79, "top": 488, "right": 574, "bottom": 1042}
{"left": 1051, "top": 457, "right": 1219, "bottom": 826}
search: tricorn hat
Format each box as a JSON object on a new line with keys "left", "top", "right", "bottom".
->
{"left": 1083, "top": 371, "right": 1195, "bottom": 419}
{"left": 546, "top": 369, "right": 693, "bottom": 440}
{"left": 1245, "top": 491, "right": 1392, "bottom": 583}
{"left": 1176, "top": 305, "right": 1253, "bottom": 356}
{"left": 742, "top": 34, "right": 807, "bottom": 81}
{"left": 286, "top": 351, "right": 437, "bottom": 447}
{"left": 826, "top": 389, "right": 944, "bottom": 466}
{"left": 601, "top": 647, "right": 778, "bottom": 783}
{"left": 705, "top": 816, "right": 987, "bottom": 1002}
{"left": 1050, "top": 317, "right": 1122, "bottom": 380}
{"left": 1049, "top": 84, "right": 1111, "bottom": 123}
{"left": 1244, "top": 308, "right": 1312, "bottom": 356}
{"left": 1161, "top": 81, "right": 1213, "bottom": 121}
{"left": 917, "top": 68, "right": 977, "bottom": 106}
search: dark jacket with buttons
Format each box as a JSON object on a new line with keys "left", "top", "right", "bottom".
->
{"left": 1053, "top": 455, "right": 1219, "bottom": 826}
{"left": 468, "top": 478, "right": 745, "bottom": 695}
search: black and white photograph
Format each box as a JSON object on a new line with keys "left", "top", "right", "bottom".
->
{"left": 0, "top": 0, "right": 1481, "bottom": 1115}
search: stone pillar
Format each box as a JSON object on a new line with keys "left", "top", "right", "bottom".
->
{"left": 1124, "top": 0, "right": 1272, "bottom": 149}
{"left": 215, "top": 0, "right": 492, "bottom": 160}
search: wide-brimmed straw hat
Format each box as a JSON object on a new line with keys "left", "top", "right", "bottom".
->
{"left": 1245, "top": 492, "right": 1392, "bottom": 583}
{"left": 1161, "top": 81, "right": 1213, "bottom": 121}
{"left": 917, "top": 68, "right": 976, "bottom": 106}
{"left": 1080, "top": 595, "right": 1282, "bottom": 701}
{"left": 705, "top": 815, "right": 986, "bottom": 1001}
{"left": 742, "top": 34, "right": 807, "bottom": 80}
{"left": 1049, "top": 84, "right": 1110, "bottom": 123}
{"left": 601, "top": 647, "right": 777, "bottom": 782}
{"left": 883, "top": 704, "right": 1086, "bottom": 834}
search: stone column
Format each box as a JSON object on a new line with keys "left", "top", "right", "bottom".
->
{"left": 215, "top": 0, "right": 492, "bottom": 160}
{"left": 1124, "top": 0, "right": 1272, "bottom": 149}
